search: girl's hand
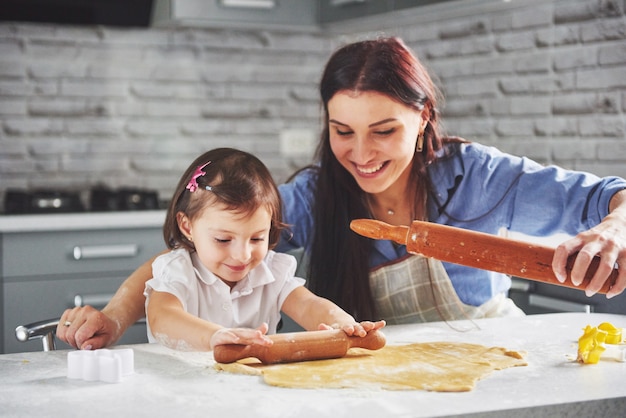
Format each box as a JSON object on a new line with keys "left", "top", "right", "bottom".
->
{"left": 209, "top": 323, "right": 274, "bottom": 350}
{"left": 318, "top": 319, "right": 386, "bottom": 337}
{"left": 553, "top": 212, "right": 626, "bottom": 298}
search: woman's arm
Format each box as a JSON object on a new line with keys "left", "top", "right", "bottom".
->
{"left": 56, "top": 253, "right": 163, "bottom": 350}
{"left": 281, "top": 287, "right": 385, "bottom": 337}
{"left": 553, "top": 189, "right": 626, "bottom": 297}
{"left": 276, "top": 169, "right": 317, "bottom": 253}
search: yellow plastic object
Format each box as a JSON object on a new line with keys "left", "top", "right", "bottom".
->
{"left": 577, "top": 322, "right": 624, "bottom": 364}
{"left": 598, "top": 322, "right": 623, "bottom": 345}
{"left": 577, "top": 325, "right": 606, "bottom": 364}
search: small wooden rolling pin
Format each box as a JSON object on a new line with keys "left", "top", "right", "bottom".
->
{"left": 350, "top": 219, "right": 618, "bottom": 294}
{"left": 213, "top": 329, "right": 386, "bottom": 364}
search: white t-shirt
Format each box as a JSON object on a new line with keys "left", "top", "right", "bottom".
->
{"left": 144, "top": 248, "right": 305, "bottom": 343}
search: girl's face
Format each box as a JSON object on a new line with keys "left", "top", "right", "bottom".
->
{"left": 328, "top": 91, "right": 428, "bottom": 194}
{"left": 177, "top": 203, "right": 272, "bottom": 288}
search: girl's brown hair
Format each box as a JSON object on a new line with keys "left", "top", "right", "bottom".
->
{"left": 163, "top": 148, "right": 285, "bottom": 252}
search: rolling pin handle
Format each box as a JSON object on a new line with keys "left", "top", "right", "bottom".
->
{"left": 349, "top": 329, "right": 387, "bottom": 351}
{"left": 349, "top": 220, "right": 409, "bottom": 246}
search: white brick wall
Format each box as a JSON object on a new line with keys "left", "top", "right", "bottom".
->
{"left": 381, "top": 0, "right": 626, "bottom": 175}
{"left": 1, "top": 0, "right": 625, "bottom": 208}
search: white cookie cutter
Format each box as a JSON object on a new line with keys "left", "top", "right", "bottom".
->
{"left": 603, "top": 344, "right": 626, "bottom": 362}
{"left": 67, "top": 348, "right": 134, "bottom": 383}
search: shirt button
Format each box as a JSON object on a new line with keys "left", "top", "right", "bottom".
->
{"left": 222, "top": 303, "right": 230, "bottom": 311}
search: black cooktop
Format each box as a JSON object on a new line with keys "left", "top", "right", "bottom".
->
{"left": 3, "top": 187, "right": 161, "bottom": 214}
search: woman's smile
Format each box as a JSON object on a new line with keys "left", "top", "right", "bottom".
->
{"left": 355, "top": 161, "right": 388, "bottom": 176}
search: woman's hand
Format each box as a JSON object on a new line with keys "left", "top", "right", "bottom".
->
{"left": 209, "top": 323, "right": 274, "bottom": 350}
{"left": 57, "top": 257, "right": 155, "bottom": 350}
{"left": 56, "top": 306, "right": 122, "bottom": 350}
{"left": 553, "top": 205, "right": 626, "bottom": 298}
{"left": 318, "top": 319, "right": 386, "bottom": 337}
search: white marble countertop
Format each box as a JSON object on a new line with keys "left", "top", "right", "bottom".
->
{"left": 1, "top": 313, "right": 625, "bottom": 417}
{"left": 0, "top": 210, "right": 166, "bottom": 233}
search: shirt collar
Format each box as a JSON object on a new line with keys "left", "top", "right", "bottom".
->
{"left": 427, "top": 142, "right": 465, "bottom": 218}
{"left": 191, "top": 252, "right": 275, "bottom": 298}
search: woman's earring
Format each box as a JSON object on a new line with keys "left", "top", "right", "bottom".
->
{"left": 416, "top": 130, "right": 424, "bottom": 152}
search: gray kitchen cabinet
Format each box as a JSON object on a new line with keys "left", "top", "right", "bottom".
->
{"left": 1, "top": 226, "right": 164, "bottom": 354}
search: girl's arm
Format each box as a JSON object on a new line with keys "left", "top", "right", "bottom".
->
{"left": 146, "top": 291, "right": 272, "bottom": 351}
{"left": 281, "top": 287, "right": 385, "bottom": 337}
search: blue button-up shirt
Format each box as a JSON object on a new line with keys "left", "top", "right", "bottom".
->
{"left": 277, "top": 142, "right": 626, "bottom": 306}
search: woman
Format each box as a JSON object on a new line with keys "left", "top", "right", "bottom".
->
{"left": 275, "top": 37, "right": 626, "bottom": 323}
{"left": 57, "top": 37, "right": 626, "bottom": 350}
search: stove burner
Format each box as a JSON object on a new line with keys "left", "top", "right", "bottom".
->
{"left": 4, "top": 190, "right": 84, "bottom": 214}
{"left": 90, "top": 187, "right": 159, "bottom": 212}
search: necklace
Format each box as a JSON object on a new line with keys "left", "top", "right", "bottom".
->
{"left": 366, "top": 193, "right": 421, "bottom": 221}
{"left": 366, "top": 178, "right": 427, "bottom": 222}
{"left": 366, "top": 197, "right": 396, "bottom": 217}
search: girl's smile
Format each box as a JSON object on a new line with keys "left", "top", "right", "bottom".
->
{"left": 224, "top": 263, "right": 249, "bottom": 272}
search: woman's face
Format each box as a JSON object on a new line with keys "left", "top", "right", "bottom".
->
{"left": 328, "top": 91, "right": 428, "bottom": 194}
{"left": 177, "top": 204, "right": 271, "bottom": 288}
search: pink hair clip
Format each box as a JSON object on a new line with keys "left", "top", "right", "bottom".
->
{"left": 186, "top": 161, "right": 211, "bottom": 192}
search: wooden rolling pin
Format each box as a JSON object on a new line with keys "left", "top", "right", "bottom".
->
{"left": 350, "top": 219, "right": 618, "bottom": 294}
{"left": 213, "top": 329, "right": 386, "bottom": 364}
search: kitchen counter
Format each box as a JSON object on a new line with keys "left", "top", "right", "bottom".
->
{"left": 0, "top": 210, "right": 166, "bottom": 233}
{"left": 1, "top": 313, "right": 625, "bottom": 417}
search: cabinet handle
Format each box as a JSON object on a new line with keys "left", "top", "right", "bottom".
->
{"left": 74, "top": 294, "right": 114, "bottom": 308}
{"left": 72, "top": 244, "right": 138, "bottom": 260}
{"left": 74, "top": 294, "right": 146, "bottom": 324}
{"left": 528, "top": 294, "right": 593, "bottom": 313}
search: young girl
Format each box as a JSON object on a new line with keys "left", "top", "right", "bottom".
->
{"left": 145, "top": 148, "right": 385, "bottom": 351}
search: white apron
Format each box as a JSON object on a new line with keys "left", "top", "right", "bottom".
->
{"left": 369, "top": 254, "right": 525, "bottom": 324}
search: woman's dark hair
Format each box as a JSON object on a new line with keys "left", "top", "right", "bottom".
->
{"left": 163, "top": 148, "right": 285, "bottom": 252}
{"left": 307, "top": 37, "right": 448, "bottom": 320}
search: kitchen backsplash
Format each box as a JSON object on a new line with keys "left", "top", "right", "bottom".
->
{"left": 1, "top": 0, "right": 625, "bottom": 209}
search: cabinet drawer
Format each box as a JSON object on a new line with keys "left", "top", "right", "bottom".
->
{"left": 2, "top": 228, "right": 164, "bottom": 277}
{"left": 3, "top": 274, "right": 148, "bottom": 354}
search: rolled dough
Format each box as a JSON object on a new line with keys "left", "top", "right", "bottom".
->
{"left": 216, "top": 341, "right": 527, "bottom": 392}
